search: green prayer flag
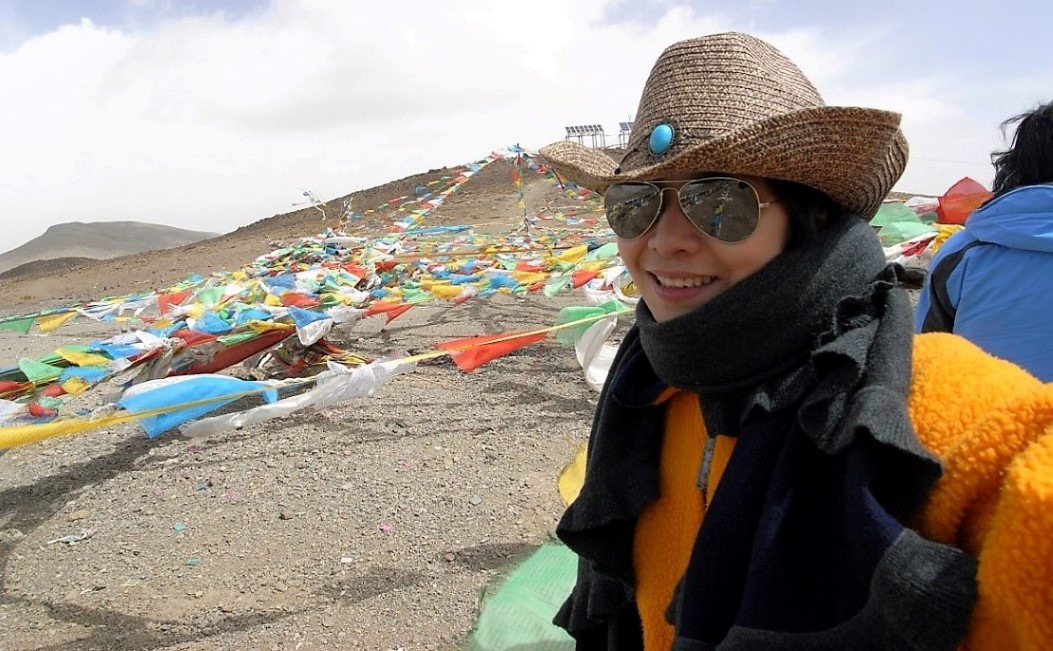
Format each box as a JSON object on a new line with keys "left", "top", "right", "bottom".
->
{"left": 543, "top": 274, "right": 571, "bottom": 297}
{"left": 217, "top": 331, "right": 260, "bottom": 346}
{"left": 402, "top": 288, "right": 432, "bottom": 303}
{"left": 467, "top": 543, "right": 576, "bottom": 651}
{"left": 878, "top": 221, "right": 936, "bottom": 246}
{"left": 0, "top": 316, "right": 36, "bottom": 334}
{"left": 18, "top": 357, "right": 64, "bottom": 384}
{"left": 870, "top": 202, "right": 922, "bottom": 227}
{"left": 196, "top": 287, "right": 225, "bottom": 307}
{"left": 554, "top": 301, "right": 626, "bottom": 345}
{"left": 586, "top": 242, "right": 619, "bottom": 261}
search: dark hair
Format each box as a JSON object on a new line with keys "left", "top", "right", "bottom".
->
{"left": 991, "top": 100, "right": 1053, "bottom": 196}
{"left": 767, "top": 179, "right": 841, "bottom": 248}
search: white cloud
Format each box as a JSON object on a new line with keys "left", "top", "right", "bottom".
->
{"left": 0, "top": 0, "right": 1029, "bottom": 254}
{"left": 737, "top": 26, "right": 1003, "bottom": 194}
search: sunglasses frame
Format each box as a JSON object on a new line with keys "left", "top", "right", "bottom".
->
{"left": 604, "top": 176, "right": 777, "bottom": 243}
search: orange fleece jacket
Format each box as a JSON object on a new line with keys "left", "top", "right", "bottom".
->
{"left": 631, "top": 333, "right": 1053, "bottom": 650}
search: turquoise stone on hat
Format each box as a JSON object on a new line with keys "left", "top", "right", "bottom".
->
{"left": 648, "top": 123, "right": 674, "bottom": 155}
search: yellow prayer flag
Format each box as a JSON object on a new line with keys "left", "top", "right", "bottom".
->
{"left": 430, "top": 284, "right": 462, "bottom": 300}
{"left": 36, "top": 311, "right": 77, "bottom": 333}
{"left": 550, "top": 245, "right": 588, "bottom": 265}
{"left": 513, "top": 271, "right": 548, "bottom": 285}
{"left": 61, "top": 377, "right": 92, "bottom": 395}
{"left": 578, "top": 260, "right": 609, "bottom": 272}
{"left": 558, "top": 443, "right": 588, "bottom": 506}
{"left": 245, "top": 320, "right": 294, "bottom": 334}
{"left": 55, "top": 348, "right": 111, "bottom": 367}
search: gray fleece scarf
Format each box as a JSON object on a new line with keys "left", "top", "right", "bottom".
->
{"left": 638, "top": 214, "right": 908, "bottom": 448}
{"left": 635, "top": 216, "right": 874, "bottom": 397}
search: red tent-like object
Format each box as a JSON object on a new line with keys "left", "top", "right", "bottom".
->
{"left": 936, "top": 177, "right": 992, "bottom": 225}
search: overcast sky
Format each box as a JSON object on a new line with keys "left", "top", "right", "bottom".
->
{"left": 1, "top": 0, "right": 1050, "bottom": 255}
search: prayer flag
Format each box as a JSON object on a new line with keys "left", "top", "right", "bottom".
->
{"left": 37, "top": 311, "right": 76, "bottom": 333}
{"left": 0, "top": 316, "right": 35, "bottom": 335}
{"left": 365, "top": 301, "right": 414, "bottom": 324}
{"left": 436, "top": 331, "right": 547, "bottom": 372}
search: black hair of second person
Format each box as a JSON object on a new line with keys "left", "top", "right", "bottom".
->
{"left": 991, "top": 100, "right": 1053, "bottom": 196}
{"left": 767, "top": 179, "right": 840, "bottom": 248}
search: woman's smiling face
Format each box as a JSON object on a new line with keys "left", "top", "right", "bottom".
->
{"left": 616, "top": 173, "right": 791, "bottom": 323}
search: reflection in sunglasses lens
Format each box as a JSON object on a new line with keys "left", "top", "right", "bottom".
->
{"left": 605, "top": 183, "right": 662, "bottom": 239}
{"left": 682, "top": 179, "right": 758, "bottom": 243}
{"left": 605, "top": 178, "right": 760, "bottom": 241}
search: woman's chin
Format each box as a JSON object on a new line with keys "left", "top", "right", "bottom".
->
{"left": 644, "top": 283, "right": 725, "bottom": 322}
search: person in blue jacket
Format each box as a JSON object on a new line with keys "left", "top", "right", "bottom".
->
{"left": 916, "top": 100, "right": 1053, "bottom": 381}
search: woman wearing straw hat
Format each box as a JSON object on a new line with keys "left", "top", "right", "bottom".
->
{"left": 541, "top": 32, "right": 1053, "bottom": 650}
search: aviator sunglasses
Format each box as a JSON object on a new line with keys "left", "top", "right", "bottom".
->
{"left": 603, "top": 177, "right": 777, "bottom": 242}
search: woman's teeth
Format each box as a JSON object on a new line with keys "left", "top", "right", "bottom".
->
{"left": 655, "top": 275, "right": 714, "bottom": 288}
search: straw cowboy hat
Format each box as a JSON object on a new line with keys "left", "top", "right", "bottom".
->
{"left": 539, "top": 32, "right": 908, "bottom": 219}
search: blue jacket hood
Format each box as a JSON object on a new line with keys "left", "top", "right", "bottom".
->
{"left": 966, "top": 183, "right": 1053, "bottom": 252}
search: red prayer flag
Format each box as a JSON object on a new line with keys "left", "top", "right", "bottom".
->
{"left": 0, "top": 380, "right": 34, "bottom": 399}
{"left": 28, "top": 402, "right": 57, "bottom": 418}
{"left": 158, "top": 290, "right": 191, "bottom": 314}
{"left": 365, "top": 301, "right": 414, "bottom": 324}
{"left": 282, "top": 293, "right": 319, "bottom": 308}
{"left": 572, "top": 270, "right": 599, "bottom": 288}
{"left": 42, "top": 384, "right": 67, "bottom": 397}
{"left": 515, "top": 260, "right": 544, "bottom": 272}
{"left": 436, "top": 331, "right": 547, "bottom": 372}
{"left": 936, "top": 177, "right": 992, "bottom": 225}
{"left": 171, "top": 329, "right": 219, "bottom": 347}
{"left": 171, "top": 326, "right": 294, "bottom": 375}
{"left": 342, "top": 263, "right": 368, "bottom": 280}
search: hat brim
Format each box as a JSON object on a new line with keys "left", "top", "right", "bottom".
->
{"left": 539, "top": 106, "right": 907, "bottom": 219}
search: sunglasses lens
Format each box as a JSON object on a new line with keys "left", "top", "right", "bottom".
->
{"left": 604, "top": 183, "right": 662, "bottom": 238}
{"left": 679, "top": 178, "right": 760, "bottom": 243}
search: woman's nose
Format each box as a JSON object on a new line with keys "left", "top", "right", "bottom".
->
{"left": 648, "top": 188, "right": 703, "bottom": 253}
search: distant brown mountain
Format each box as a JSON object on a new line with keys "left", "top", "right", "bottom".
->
{"left": 0, "top": 221, "right": 221, "bottom": 277}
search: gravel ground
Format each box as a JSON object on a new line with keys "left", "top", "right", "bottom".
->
{"left": 0, "top": 293, "right": 601, "bottom": 651}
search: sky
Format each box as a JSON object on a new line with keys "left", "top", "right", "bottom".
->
{"left": 1, "top": 0, "right": 1051, "bottom": 255}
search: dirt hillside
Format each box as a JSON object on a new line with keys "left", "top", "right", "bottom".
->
{"left": 0, "top": 157, "right": 584, "bottom": 314}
